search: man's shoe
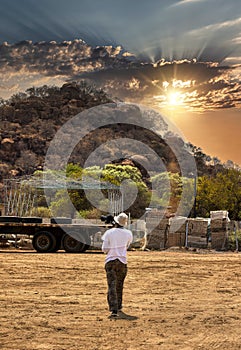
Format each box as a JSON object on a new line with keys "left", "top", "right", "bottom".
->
{"left": 110, "top": 310, "right": 118, "bottom": 318}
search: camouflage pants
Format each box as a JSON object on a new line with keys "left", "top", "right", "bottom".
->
{"left": 105, "top": 259, "right": 128, "bottom": 312}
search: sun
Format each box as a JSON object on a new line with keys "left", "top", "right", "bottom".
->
{"left": 167, "top": 91, "right": 184, "bottom": 106}
{"left": 153, "top": 79, "right": 197, "bottom": 110}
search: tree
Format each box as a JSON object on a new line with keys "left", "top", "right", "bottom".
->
{"left": 0, "top": 97, "right": 5, "bottom": 107}
{"left": 65, "top": 163, "right": 83, "bottom": 179}
{"left": 101, "top": 164, "right": 144, "bottom": 185}
{"left": 49, "top": 189, "right": 76, "bottom": 217}
{"left": 95, "top": 164, "right": 150, "bottom": 217}
{"left": 151, "top": 172, "right": 184, "bottom": 212}
{"left": 8, "top": 92, "right": 27, "bottom": 103}
{"left": 70, "top": 164, "right": 150, "bottom": 217}
{"left": 196, "top": 169, "right": 241, "bottom": 219}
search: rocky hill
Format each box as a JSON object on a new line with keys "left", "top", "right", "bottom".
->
{"left": 0, "top": 82, "right": 224, "bottom": 191}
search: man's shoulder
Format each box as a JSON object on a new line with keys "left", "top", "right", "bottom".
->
{"left": 103, "top": 227, "right": 115, "bottom": 236}
{"left": 124, "top": 228, "right": 132, "bottom": 233}
{"left": 104, "top": 227, "right": 132, "bottom": 235}
{"left": 122, "top": 228, "right": 133, "bottom": 236}
{"left": 106, "top": 227, "right": 116, "bottom": 232}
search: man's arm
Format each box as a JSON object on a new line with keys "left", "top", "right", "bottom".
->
{"left": 101, "top": 232, "right": 110, "bottom": 253}
{"left": 102, "top": 239, "right": 110, "bottom": 253}
{"left": 126, "top": 231, "right": 133, "bottom": 248}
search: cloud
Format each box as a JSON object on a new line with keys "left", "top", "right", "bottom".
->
{"left": 0, "top": 39, "right": 134, "bottom": 98}
{"left": 0, "top": 39, "right": 240, "bottom": 111}
{"left": 170, "top": 0, "right": 208, "bottom": 7}
{"left": 0, "top": 39, "right": 134, "bottom": 76}
{"left": 78, "top": 59, "right": 241, "bottom": 111}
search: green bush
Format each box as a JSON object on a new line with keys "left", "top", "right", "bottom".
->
{"left": 78, "top": 208, "right": 102, "bottom": 219}
{"left": 31, "top": 206, "right": 52, "bottom": 218}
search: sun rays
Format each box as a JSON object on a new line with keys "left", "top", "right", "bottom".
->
{"left": 151, "top": 78, "right": 198, "bottom": 110}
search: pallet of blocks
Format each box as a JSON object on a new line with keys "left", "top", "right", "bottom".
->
{"left": 210, "top": 211, "right": 229, "bottom": 250}
{"left": 187, "top": 218, "right": 208, "bottom": 248}
{"left": 166, "top": 216, "right": 187, "bottom": 248}
{"left": 145, "top": 210, "right": 169, "bottom": 250}
{"left": 129, "top": 220, "right": 147, "bottom": 250}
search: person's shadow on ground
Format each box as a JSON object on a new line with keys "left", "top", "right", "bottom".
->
{"left": 109, "top": 311, "right": 138, "bottom": 320}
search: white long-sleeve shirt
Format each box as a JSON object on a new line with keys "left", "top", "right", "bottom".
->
{"left": 101, "top": 227, "right": 133, "bottom": 264}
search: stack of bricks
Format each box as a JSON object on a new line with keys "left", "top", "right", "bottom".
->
{"left": 210, "top": 211, "right": 229, "bottom": 250}
{"left": 166, "top": 217, "right": 187, "bottom": 248}
{"left": 145, "top": 210, "right": 169, "bottom": 250}
{"left": 187, "top": 218, "right": 208, "bottom": 248}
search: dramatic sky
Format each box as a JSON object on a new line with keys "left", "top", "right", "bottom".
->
{"left": 0, "top": 0, "right": 241, "bottom": 165}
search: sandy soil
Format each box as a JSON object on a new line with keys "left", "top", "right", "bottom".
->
{"left": 1, "top": 248, "right": 241, "bottom": 350}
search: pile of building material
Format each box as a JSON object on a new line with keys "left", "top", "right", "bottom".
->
{"left": 0, "top": 234, "right": 33, "bottom": 249}
{"left": 16, "top": 236, "right": 33, "bottom": 250}
{"left": 145, "top": 210, "right": 169, "bottom": 250}
{"left": 210, "top": 211, "right": 230, "bottom": 250}
{"left": 91, "top": 230, "right": 104, "bottom": 249}
{"left": 129, "top": 220, "right": 147, "bottom": 250}
{"left": 187, "top": 218, "right": 209, "bottom": 248}
{"left": 166, "top": 216, "right": 186, "bottom": 248}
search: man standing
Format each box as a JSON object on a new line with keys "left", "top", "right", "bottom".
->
{"left": 102, "top": 212, "right": 133, "bottom": 318}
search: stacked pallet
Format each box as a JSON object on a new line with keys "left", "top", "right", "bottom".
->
{"left": 210, "top": 211, "right": 229, "bottom": 250}
{"left": 130, "top": 230, "right": 146, "bottom": 250}
{"left": 129, "top": 220, "right": 147, "bottom": 250}
{"left": 187, "top": 218, "right": 208, "bottom": 248}
{"left": 91, "top": 230, "right": 104, "bottom": 249}
{"left": 166, "top": 217, "right": 186, "bottom": 248}
{"left": 145, "top": 210, "right": 166, "bottom": 231}
{"left": 210, "top": 210, "right": 229, "bottom": 220}
{"left": 90, "top": 225, "right": 111, "bottom": 250}
{"left": 145, "top": 210, "right": 169, "bottom": 250}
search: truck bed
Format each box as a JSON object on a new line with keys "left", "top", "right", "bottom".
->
{"left": 0, "top": 217, "right": 110, "bottom": 253}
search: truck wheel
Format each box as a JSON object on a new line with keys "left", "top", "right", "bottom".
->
{"left": 32, "top": 231, "right": 57, "bottom": 253}
{"left": 62, "top": 233, "right": 90, "bottom": 253}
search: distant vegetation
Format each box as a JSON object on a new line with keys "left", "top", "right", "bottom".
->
{"left": 196, "top": 168, "right": 241, "bottom": 220}
{"left": 31, "top": 164, "right": 241, "bottom": 220}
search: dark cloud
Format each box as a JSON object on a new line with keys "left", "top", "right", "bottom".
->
{"left": 0, "top": 39, "right": 132, "bottom": 76}
{"left": 78, "top": 59, "right": 241, "bottom": 110}
{"left": 0, "top": 39, "right": 240, "bottom": 111}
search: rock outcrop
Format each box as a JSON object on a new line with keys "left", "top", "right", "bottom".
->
{"left": 0, "top": 82, "right": 223, "bottom": 191}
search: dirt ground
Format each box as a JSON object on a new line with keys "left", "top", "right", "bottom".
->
{"left": 1, "top": 249, "right": 241, "bottom": 350}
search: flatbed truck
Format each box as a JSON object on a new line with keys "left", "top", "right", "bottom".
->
{"left": 0, "top": 216, "right": 109, "bottom": 253}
